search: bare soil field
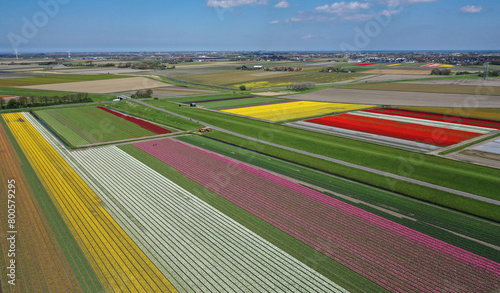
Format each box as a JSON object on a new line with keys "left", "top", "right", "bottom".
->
{"left": 283, "top": 88, "right": 500, "bottom": 107}
{"left": 19, "top": 76, "right": 168, "bottom": 93}
{"left": 339, "top": 83, "right": 500, "bottom": 96}
{"left": 363, "top": 69, "right": 432, "bottom": 75}
{"left": 53, "top": 68, "right": 143, "bottom": 74}
{"left": 403, "top": 78, "right": 500, "bottom": 87}
{"left": 253, "top": 91, "right": 296, "bottom": 96}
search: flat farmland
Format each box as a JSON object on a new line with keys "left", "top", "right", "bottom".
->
{"left": 338, "top": 82, "right": 500, "bottom": 95}
{"left": 175, "top": 70, "right": 298, "bottom": 87}
{"left": 134, "top": 138, "right": 500, "bottom": 292}
{"left": 396, "top": 107, "right": 500, "bottom": 121}
{"left": 0, "top": 74, "right": 128, "bottom": 86}
{"left": 53, "top": 68, "right": 143, "bottom": 74}
{"left": 237, "top": 72, "right": 367, "bottom": 88}
{"left": 35, "top": 107, "right": 167, "bottom": 146}
{"left": 403, "top": 78, "right": 500, "bottom": 87}
{"left": 221, "top": 101, "right": 374, "bottom": 121}
{"left": 200, "top": 97, "right": 293, "bottom": 109}
{"left": 5, "top": 113, "right": 177, "bottom": 292}
{"left": 356, "top": 74, "right": 442, "bottom": 82}
{"left": 19, "top": 77, "right": 168, "bottom": 93}
{"left": 284, "top": 88, "right": 500, "bottom": 107}
{"left": 0, "top": 123, "right": 84, "bottom": 292}
{"left": 152, "top": 86, "right": 216, "bottom": 97}
{"left": 175, "top": 70, "right": 367, "bottom": 88}
{"left": 362, "top": 69, "right": 432, "bottom": 75}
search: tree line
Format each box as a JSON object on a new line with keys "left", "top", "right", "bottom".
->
{"left": 0, "top": 93, "right": 92, "bottom": 109}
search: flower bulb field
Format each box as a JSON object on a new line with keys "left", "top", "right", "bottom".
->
{"left": 1, "top": 69, "right": 500, "bottom": 292}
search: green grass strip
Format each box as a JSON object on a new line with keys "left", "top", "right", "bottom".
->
{"left": 178, "top": 134, "right": 500, "bottom": 262}
{"left": 146, "top": 100, "right": 500, "bottom": 201}
{"left": 110, "top": 100, "right": 201, "bottom": 131}
{"left": 0, "top": 118, "right": 104, "bottom": 293}
{"left": 119, "top": 143, "right": 388, "bottom": 293}
{"left": 204, "top": 131, "right": 500, "bottom": 222}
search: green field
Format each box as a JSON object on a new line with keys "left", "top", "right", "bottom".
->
{"left": 0, "top": 74, "right": 130, "bottom": 86}
{"left": 35, "top": 107, "right": 161, "bottom": 146}
{"left": 118, "top": 143, "right": 387, "bottom": 293}
{"left": 0, "top": 86, "right": 116, "bottom": 103}
{"left": 177, "top": 134, "right": 500, "bottom": 262}
{"left": 109, "top": 100, "right": 201, "bottom": 130}
{"left": 0, "top": 118, "right": 104, "bottom": 292}
{"left": 175, "top": 70, "right": 367, "bottom": 88}
{"left": 144, "top": 99, "right": 500, "bottom": 220}
{"left": 167, "top": 93, "right": 253, "bottom": 103}
{"left": 200, "top": 97, "right": 292, "bottom": 109}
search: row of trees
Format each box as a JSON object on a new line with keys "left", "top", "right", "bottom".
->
{"left": 0, "top": 93, "right": 92, "bottom": 109}
{"left": 287, "top": 82, "right": 316, "bottom": 91}
{"left": 117, "top": 61, "right": 175, "bottom": 70}
{"left": 320, "top": 67, "right": 355, "bottom": 73}
{"left": 479, "top": 70, "right": 500, "bottom": 77}
{"left": 131, "top": 89, "right": 153, "bottom": 99}
{"left": 431, "top": 68, "right": 451, "bottom": 75}
{"left": 265, "top": 67, "right": 302, "bottom": 72}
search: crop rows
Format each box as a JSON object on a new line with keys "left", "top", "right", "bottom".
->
{"left": 35, "top": 110, "right": 91, "bottom": 146}
{"left": 0, "top": 123, "right": 83, "bottom": 293}
{"left": 65, "top": 145, "right": 346, "bottom": 292}
{"left": 36, "top": 107, "right": 157, "bottom": 145}
{"left": 221, "top": 101, "right": 374, "bottom": 121}
{"left": 307, "top": 114, "right": 482, "bottom": 146}
{"left": 287, "top": 121, "right": 439, "bottom": 152}
{"left": 4, "top": 113, "right": 177, "bottom": 293}
{"left": 366, "top": 108, "right": 500, "bottom": 129}
{"left": 97, "top": 106, "right": 171, "bottom": 134}
{"left": 134, "top": 138, "right": 500, "bottom": 292}
{"left": 353, "top": 111, "right": 493, "bottom": 134}
{"left": 28, "top": 113, "right": 346, "bottom": 292}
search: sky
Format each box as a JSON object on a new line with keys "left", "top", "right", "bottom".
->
{"left": 0, "top": 0, "right": 499, "bottom": 53}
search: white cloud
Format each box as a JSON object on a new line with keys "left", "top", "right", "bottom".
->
{"left": 206, "top": 0, "right": 268, "bottom": 8}
{"left": 343, "top": 13, "right": 373, "bottom": 21}
{"left": 381, "top": 9, "right": 401, "bottom": 16}
{"left": 274, "top": 0, "right": 290, "bottom": 8}
{"left": 269, "top": 19, "right": 280, "bottom": 24}
{"left": 460, "top": 5, "right": 484, "bottom": 13}
{"left": 302, "top": 34, "right": 317, "bottom": 39}
{"left": 381, "top": 0, "right": 437, "bottom": 7}
{"left": 315, "top": 2, "right": 372, "bottom": 14}
{"left": 285, "top": 11, "right": 337, "bottom": 22}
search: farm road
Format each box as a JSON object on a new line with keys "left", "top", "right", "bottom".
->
{"left": 134, "top": 99, "right": 500, "bottom": 206}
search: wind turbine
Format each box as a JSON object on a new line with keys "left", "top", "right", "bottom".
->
{"left": 14, "top": 50, "right": 19, "bottom": 60}
{"left": 67, "top": 50, "right": 71, "bottom": 59}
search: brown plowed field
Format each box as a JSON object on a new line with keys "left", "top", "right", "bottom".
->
{"left": 19, "top": 77, "right": 168, "bottom": 94}
{"left": 0, "top": 123, "right": 83, "bottom": 292}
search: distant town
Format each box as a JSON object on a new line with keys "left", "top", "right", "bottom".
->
{"left": 2, "top": 50, "right": 499, "bottom": 66}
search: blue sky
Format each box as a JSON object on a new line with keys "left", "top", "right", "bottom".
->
{"left": 1, "top": 0, "right": 498, "bottom": 53}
